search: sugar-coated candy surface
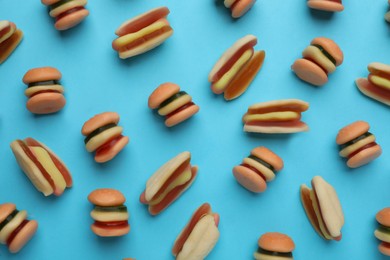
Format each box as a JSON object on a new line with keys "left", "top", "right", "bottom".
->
{"left": 148, "top": 83, "right": 200, "bottom": 127}
{"left": 10, "top": 138, "right": 72, "bottom": 197}
{"left": 300, "top": 176, "right": 344, "bottom": 241}
{"left": 291, "top": 37, "right": 343, "bottom": 86}
{"left": 41, "top": 0, "right": 89, "bottom": 30}
{"left": 112, "top": 6, "right": 173, "bottom": 59}
{"left": 232, "top": 146, "right": 283, "bottom": 193}
{"left": 0, "top": 203, "right": 38, "bottom": 253}
{"left": 336, "top": 120, "right": 382, "bottom": 168}
{"left": 172, "top": 203, "right": 220, "bottom": 260}
{"left": 22, "top": 67, "right": 66, "bottom": 114}
{"left": 0, "top": 20, "right": 23, "bottom": 64}
{"left": 81, "top": 112, "right": 129, "bottom": 163}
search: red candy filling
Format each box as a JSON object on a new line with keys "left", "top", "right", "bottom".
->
{"left": 166, "top": 102, "right": 195, "bottom": 119}
{"left": 56, "top": 6, "right": 85, "bottom": 22}
{"left": 29, "top": 90, "right": 61, "bottom": 98}
{"left": 246, "top": 120, "right": 306, "bottom": 129}
{"left": 347, "top": 142, "right": 378, "bottom": 159}
{"left": 93, "top": 221, "right": 129, "bottom": 229}
{"left": 6, "top": 220, "right": 29, "bottom": 246}
{"left": 95, "top": 135, "right": 124, "bottom": 158}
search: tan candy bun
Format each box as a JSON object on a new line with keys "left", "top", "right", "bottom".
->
{"left": 148, "top": 82, "right": 180, "bottom": 109}
{"left": 41, "top": 0, "right": 60, "bottom": 5}
{"left": 112, "top": 7, "right": 173, "bottom": 59}
{"left": 173, "top": 204, "right": 220, "bottom": 260}
{"left": 81, "top": 112, "right": 129, "bottom": 162}
{"left": 148, "top": 83, "right": 199, "bottom": 127}
{"left": 292, "top": 37, "right": 342, "bottom": 86}
{"left": 233, "top": 165, "right": 267, "bottom": 193}
{"left": 231, "top": 0, "right": 256, "bottom": 18}
{"left": 145, "top": 151, "right": 191, "bottom": 201}
{"left": 88, "top": 188, "right": 126, "bottom": 206}
{"left": 312, "top": 176, "right": 344, "bottom": 239}
{"left": 115, "top": 6, "right": 170, "bottom": 36}
{"left": 336, "top": 121, "right": 370, "bottom": 145}
{"left": 0, "top": 203, "right": 16, "bottom": 223}
{"left": 258, "top": 232, "right": 295, "bottom": 253}
{"left": 291, "top": 58, "right": 328, "bottom": 86}
{"left": 82, "top": 112, "right": 120, "bottom": 136}
{"left": 307, "top": 0, "right": 344, "bottom": 12}
{"left": 27, "top": 93, "right": 66, "bottom": 114}
{"left": 311, "top": 37, "right": 344, "bottom": 66}
{"left": 42, "top": 0, "right": 89, "bottom": 31}
{"left": 377, "top": 208, "right": 390, "bottom": 227}
{"left": 0, "top": 203, "right": 38, "bottom": 253}
{"left": 243, "top": 99, "right": 309, "bottom": 133}
{"left": 55, "top": 8, "right": 89, "bottom": 31}
{"left": 346, "top": 145, "right": 382, "bottom": 168}
{"left": 379, "top": 243, "right": 390, "bottom": 256}
{"left": 251, "top": 146, "right": 284, "bottom": 172}
{"left": 9, "top": 220, "right": 38, "bottom": 253}
{"left": 356, "top": 78, "right": 390, "bottom": 106}
{"left": 0, "top": 25, "right": 23, "bottom": 64}
{"left": 300, "top": 176, "right": 344, "bottom": 241}
{"left": 23, "top": 67, "right": 62, "bottom": 84}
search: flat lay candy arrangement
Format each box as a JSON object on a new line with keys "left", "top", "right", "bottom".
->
{"left": 1, "top": 0, "right": 390, "bottom": 259}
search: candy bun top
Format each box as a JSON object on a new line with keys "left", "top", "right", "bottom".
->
{"left": 336, "top": 120, "right": 370, "bottom": 145}
{"left": 258, "top": 232, "right": 295, "bottom": 253}
{"left": 376, "top": 208, "right": 390, "bottom": 227}
{"left": 23, "top": 67, "right": 62, "bottom": 84}
{"left": 148, "top": 82, "right": 180, "bottom": 109}
{"left": 368, "top": 62, "right": 390, "bottom": 75}
{"left": 88, "top": 188, "right": 126, "bottom": 206}
{"left": 81, "top": 112, "right": 120, "bottom": 136}
{"left": 247, "top": 99, "right": 309, "bottom": 113}
{"left": 41, "top": 0, "right": 60, "bottom": 6}
{"left": 251, "top": 146, "right": 284, "bottom": 172}
{"left": 0, "top": 203, "right": 16, "bottom": 222}
{"left": 311, "top": 37, "right": 343, "bottom": 66}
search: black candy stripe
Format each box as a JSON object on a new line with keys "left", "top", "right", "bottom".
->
{"left": 28, "top": 80, "right": 60, "bottom": 88}
{"left": 257, "top": 248, "right": 293, "bottom": 258}
{"left": 378, "top": 224, "right": 390, "bottom": 233}
{"left": 0, "top": 210, "right": 19, "bottom": 232}
{"left": 339, "top": 132, "right": 372, "bottom": 151}
{"left": 158, "top": 91, "right": 188, "bottom": 110}
{"left": 84, "top": 123, "right": 117, "bottom": 144}
{"left": 94, "top": 205, "right": 128, "bottom": 212}
{"left": 311, "top": 44, "right": 337, "bottom": 66}
{"left": 49, "top": 0, "right": 75, "bottom": 11}
{"left": 248, "top": 155, "right": 275, "bottom": 173}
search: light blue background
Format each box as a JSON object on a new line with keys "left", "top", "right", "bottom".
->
{"left": 1, "top": 1, "right": 390, "bottom": 259}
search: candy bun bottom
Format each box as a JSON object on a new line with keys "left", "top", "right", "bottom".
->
{"left": 55, "top": 9, "right": 89, "bottom": 31}
{"left": 26, "top": 93, "right": 66, "bottom": 114}
{"left": 233, "top": 165, "right": 267, "bottom": 193}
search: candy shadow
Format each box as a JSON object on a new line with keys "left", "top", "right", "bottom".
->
{"left": 290, "top": 70, "right": 323, "bottom": 90}
{"left": 57, "top": 19, "right": 89, "bottom": 39}
{"left": 213, "top": 0, "right": 238, "bottom": 23}
{"left": 244, "top": 132, "right": 300, "bottom": 140}
{"left": 309, "top": 8, "right": 335, "bottom": 20}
